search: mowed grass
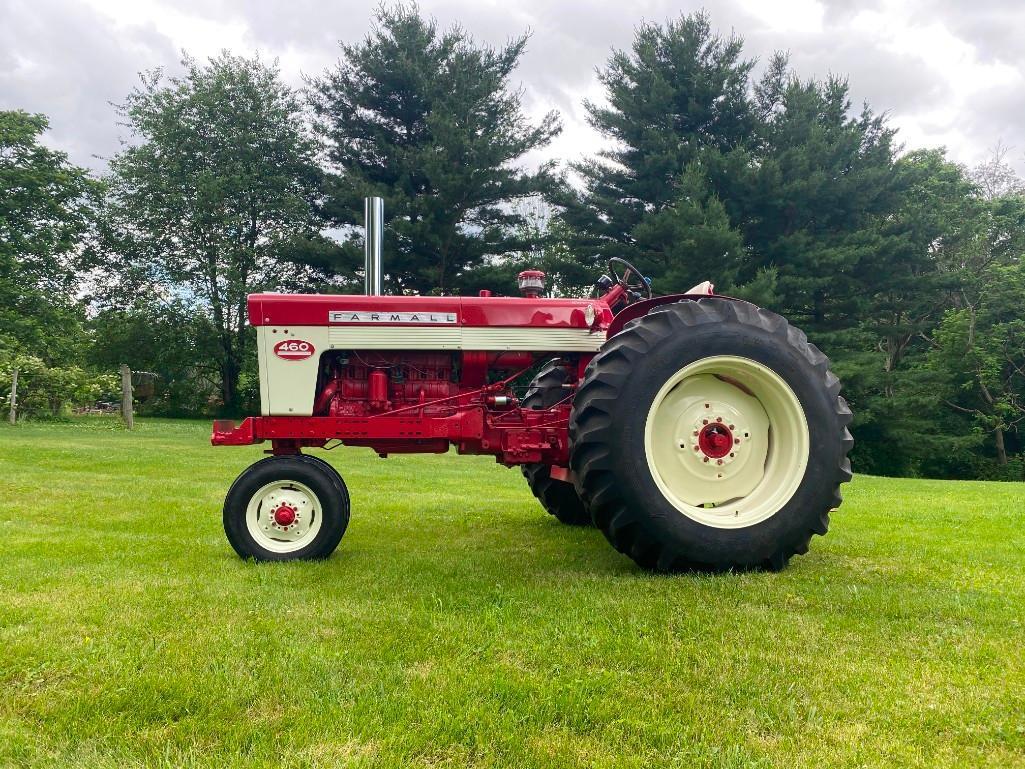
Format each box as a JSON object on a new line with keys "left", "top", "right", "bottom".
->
{"left": 1, "top": 419, "right": 1024, "bottom": 768}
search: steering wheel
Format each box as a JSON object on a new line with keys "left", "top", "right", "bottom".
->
{"left": 607, "top": 257, "right": 653, "bottom": 300}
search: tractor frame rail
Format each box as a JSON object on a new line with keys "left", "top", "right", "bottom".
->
{"left": 211, "top": 406, "right": 571, "bottom": 466}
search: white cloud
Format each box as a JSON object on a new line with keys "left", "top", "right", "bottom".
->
{"left": 78, "top": 0, "right": 250, "bottom": 53}
{"left": 736, "top": 0, "right": 826, "bottom": 34}
{"left": 1, "top": 0, "right": 1022, "bottom": 175}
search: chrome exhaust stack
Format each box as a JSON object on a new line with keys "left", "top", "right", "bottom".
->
{"left": 364, "top": 196, "right": 383, "bottom": 295}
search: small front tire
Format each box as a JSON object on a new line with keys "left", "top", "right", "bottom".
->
{"left": 223, "top": 455, "right": 350, "bottom": 561}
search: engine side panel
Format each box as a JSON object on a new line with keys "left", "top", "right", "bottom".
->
{"left": 258, "top": 326, "right": 331, "bottom": 416}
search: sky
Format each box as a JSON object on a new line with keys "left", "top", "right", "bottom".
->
{"left": 2, "top": 0, "right": 1024, "bottom": 177}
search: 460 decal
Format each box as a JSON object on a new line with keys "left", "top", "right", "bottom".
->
{"left": 273, "top": 339, "right": 316, "bottom": 361}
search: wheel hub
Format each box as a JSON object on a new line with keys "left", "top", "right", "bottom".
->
{"left": 697, "top": 422, "right": 733, "bottom": 459}
{"left": 272, "top": 503, "right": 297, "bottom": 527}
{"left": 680, "top": 399, "right": 750, "bottom": 471}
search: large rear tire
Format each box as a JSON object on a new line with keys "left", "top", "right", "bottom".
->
{"left": 521, "top": 361, "right": 592, "bottom": 526}
{"left": 570, "top": 298, "right": 852, "bottom": 572}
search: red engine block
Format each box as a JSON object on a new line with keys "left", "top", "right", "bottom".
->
{"left": 313, "top": 351, "right": 537, "bottom": 418}
{"left": 315, "top": 352, "right": 458, "bottom": 417}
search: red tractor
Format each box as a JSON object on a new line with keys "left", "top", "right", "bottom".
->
{"left": 213, "top": 207, "right": 852, "bottom": 571}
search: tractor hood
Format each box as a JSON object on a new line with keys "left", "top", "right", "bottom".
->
{"left": 247, "top": 293, "right": 611, "bottom": 331}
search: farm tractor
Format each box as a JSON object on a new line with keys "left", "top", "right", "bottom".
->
{"left": 212, "top": 198, "right": 853, "bottom": 572}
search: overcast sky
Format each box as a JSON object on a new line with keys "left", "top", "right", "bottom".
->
{"left": 2, "top": 0, "right": 1023, "bottom": 177}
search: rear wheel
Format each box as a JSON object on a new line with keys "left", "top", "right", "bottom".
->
{"left": 521, "top": 361, "right": 592, "bottom": 526}
{"left": 570, "top": 298, "right": 852, "bottom": 572}
{"left": 223, "top": 455, "right": 350, "bottom": 561}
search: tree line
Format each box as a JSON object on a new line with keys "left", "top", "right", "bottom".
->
{"left": 2, "top": 6, "right": 1024, "bottom": 480}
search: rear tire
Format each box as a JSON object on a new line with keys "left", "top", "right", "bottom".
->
{"left": 223, "top": 455, "right": 350, "bottom": 561}
{"left": 521, "top": 361, "right": 592, "bottom": 526}
{"left": 570, "top": 298, "right": 852, "bottom": 572}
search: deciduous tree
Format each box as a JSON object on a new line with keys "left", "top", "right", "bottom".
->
{"left": 0, "top": 110, "right": 96, "bottom": 362}
{"left": 932, "top": 260, "right": 1025, "bottom": 469}
{"left": 96, "top": 54, "right": 323, "bottom": 412}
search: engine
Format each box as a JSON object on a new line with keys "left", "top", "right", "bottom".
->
{"left": 313, "top": 350, "right": 538, "bottom": 418}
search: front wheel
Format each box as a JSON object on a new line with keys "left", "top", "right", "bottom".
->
{"left": 570, "top": 298, "right": 853, "bottom": 572}
{"left": 223, "top": 455, "right": 350, "bottom": 561}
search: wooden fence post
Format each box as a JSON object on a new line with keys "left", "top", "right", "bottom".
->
{"left": 7, "top": 369, "right": 16, "bottom": 425}
{"left": 120, "top": 364, "right": 134, "bottom": 430}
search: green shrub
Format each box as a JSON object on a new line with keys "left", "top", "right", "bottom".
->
{"left": 0, "top": 354, "right": 119, "bottom": 420}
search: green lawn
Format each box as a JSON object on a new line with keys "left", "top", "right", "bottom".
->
{"left": 1, "top": 418, "right": 1023, "bottom": 768}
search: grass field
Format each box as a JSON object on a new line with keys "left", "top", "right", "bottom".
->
{"left": 1, "top": 418, "right": 1024, "bottom": 768}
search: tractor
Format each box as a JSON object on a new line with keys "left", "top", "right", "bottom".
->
{"left": 212, "top": 199, "right": 852, "bottom": 572}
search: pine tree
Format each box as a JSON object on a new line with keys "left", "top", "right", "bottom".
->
{"left": 714, "top": 76, "right": 902, "bottom": 331}
{"left": 309, "top": 4, "right": 561, "bottom": 295}
{"left": 631, "top": 164, "right": 746, "bottom": 292}
{"left": 562, "top": 11, "right": 754, "bottom": 291}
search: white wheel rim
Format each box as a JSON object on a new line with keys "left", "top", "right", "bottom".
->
{"left": 643, "top": 355, "right": 810, "bottom": 529}
{"left": 245, "top": 479, "right": 324, "bottom": 554}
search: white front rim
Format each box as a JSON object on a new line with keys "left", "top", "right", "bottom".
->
{"left": 245, "top": 480, "right": 324, "bottom": 553}
{"left": 643, "top": 355, "right": 810, "bottom": 529}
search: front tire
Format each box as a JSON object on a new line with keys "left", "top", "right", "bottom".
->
{"left": 223, "top": 455, "right": 350, "bottom": 561}
{"left": 570, "top": 298, "right": 852, "bottom": 572}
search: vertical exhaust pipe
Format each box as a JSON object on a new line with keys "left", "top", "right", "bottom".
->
{"left": 364, "top": 196, "right": 384, "bottom": 295}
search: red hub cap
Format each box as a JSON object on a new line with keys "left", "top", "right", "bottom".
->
{"left": 272, "top": 504, "right": 297, "bottom": 526}
{"left": 698, "top": 423, "right": 734, "bottom": 459}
